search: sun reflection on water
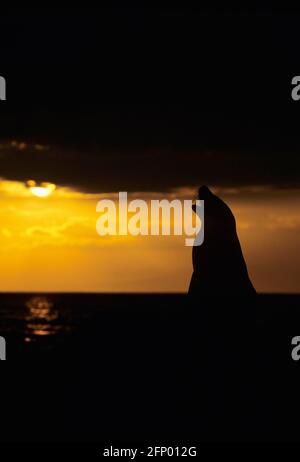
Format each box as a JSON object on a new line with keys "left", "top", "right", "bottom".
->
{"left": 25, "top": 296, "right": 59, "bottom": 340}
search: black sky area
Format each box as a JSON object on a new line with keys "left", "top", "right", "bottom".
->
{"left": 0, "top": 7, "right": 300, "bottom": 192}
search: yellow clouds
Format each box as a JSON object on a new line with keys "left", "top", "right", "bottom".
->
{"left": 0, "top": 180, "right": 193, "bottom": 292}
{"left": 1, "top": 228, "right": 12, "bottom": 238}
{"left": 0, "top": 180, "right": 32, "bottom": 197}
{"left": 0, "top": 181, "right": 100, "bottom": 250}
{"left": 0, "top": 179, "right": 299, "bottom": 293}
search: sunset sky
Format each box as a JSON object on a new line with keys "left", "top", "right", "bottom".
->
{"left": 0, "top": 8, "right": 299, "bottom": 293}
{"left": 0, "top": 171, "right": 299, "bottom": 292}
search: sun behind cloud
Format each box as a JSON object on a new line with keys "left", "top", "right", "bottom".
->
{"left": 26, "top": 180, "right": 56, "bottom": 198}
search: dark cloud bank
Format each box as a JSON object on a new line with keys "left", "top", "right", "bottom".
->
{"left": 0, "top": 8, "right": 300, "bottom": 192}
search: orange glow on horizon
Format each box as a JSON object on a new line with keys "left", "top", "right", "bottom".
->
{"left": 0, "top": 179, "right": 299, "bottom": 293}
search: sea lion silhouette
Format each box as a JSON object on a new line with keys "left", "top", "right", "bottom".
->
{"left": 189, "top": 186, "right": 256, "bottom": 296}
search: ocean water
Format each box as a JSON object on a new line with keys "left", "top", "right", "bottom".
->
{"left": 0, "top": 292, "right": 299, "bottom": 358}
{"left": 1, "top": 293, "right": 300, "bottom": 442}
{"left": 0, "top": 293, "right": 83, "bottom": 354}
{"left": 0, "top": 293, "right": 186, "bottom": 358}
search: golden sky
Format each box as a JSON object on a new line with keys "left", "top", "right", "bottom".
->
{"left": 0, "top": 179, "right": 299, "bottom": 293}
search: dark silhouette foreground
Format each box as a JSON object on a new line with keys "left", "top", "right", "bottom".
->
{"left": 189, "top": 186, "right": 256, "bottom": 296}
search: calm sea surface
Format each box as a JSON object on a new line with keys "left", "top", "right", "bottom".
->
{"left": 0, "top": 293, "right": 299, "bottom": 358}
